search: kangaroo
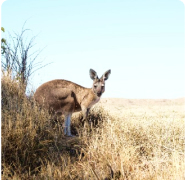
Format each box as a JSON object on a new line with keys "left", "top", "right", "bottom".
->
{"left": 34, "top": 69, "right": 111, "bottom": 136}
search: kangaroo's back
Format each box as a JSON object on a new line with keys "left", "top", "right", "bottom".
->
{"left": 34, "top": 79, "right": 86, "bottom": 112}
{"left": 34, "top": 79, "right": 86, "bottom": 99}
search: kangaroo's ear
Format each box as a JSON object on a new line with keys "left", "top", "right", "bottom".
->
{"left": 101, "top": 69, "right": 111, "bottom": 81}
{"left": 89, "top": 69, "right": 98, "bottom": 80}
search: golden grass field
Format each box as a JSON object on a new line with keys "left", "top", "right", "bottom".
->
{"left": 1, "top": 73, "right": 185, "bottom": 179}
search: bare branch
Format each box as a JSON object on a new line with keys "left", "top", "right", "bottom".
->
{"left": 1, "top": 22, "right": 50, "bottom": 93}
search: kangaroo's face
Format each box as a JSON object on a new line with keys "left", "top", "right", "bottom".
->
{"left": 89, "top": 69, "right": 111, "bottom": 97}
{"left": 92, "top": 78, "right": 105, "bottom": 97}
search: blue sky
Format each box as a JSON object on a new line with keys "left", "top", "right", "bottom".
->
{"left": 1, "top": 0, "right": 185, "bottom": 99}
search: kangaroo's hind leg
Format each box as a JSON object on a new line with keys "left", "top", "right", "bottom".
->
{"left": 64, "top": 113, "right": 74, "bottom": 136}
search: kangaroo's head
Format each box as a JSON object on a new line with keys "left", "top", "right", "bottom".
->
{"left": 89, "top": 69, "right": 111, "bottom": 97}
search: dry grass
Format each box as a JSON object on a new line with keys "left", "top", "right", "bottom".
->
{"left": 1, "top": 72, "right": 185, "bottom": 179}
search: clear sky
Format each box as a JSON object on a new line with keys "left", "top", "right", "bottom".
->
{"left": 1, "top": 0, "right": 185, "bottom": 99}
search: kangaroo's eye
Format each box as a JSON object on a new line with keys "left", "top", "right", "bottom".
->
{"left": 94, "top": 84, "right": 97, "bottom": 88}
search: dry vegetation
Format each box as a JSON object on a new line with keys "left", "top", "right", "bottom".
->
{"left": 1, "top": 72, "right": 185, "bottom": 180}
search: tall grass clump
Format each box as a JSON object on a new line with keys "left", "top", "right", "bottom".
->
{"left": 1, "top": 71, "right": 65, "bottom": 178}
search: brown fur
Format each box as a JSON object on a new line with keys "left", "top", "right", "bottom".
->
{"left": 34, "top": 79, "right": 99, "bottom": 115}
{"left": 34, "top": 69, "right": 111, "bottom": 136}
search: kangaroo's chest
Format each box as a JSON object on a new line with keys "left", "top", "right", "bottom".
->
{"left": 87, "top": 97, "right": 100, "bottom": 109}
